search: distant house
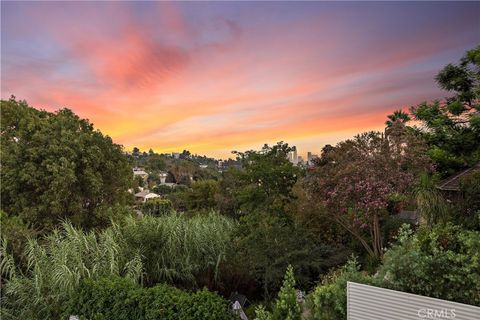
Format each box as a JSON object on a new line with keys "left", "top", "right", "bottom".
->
{"left": 437, "top": 162, "right": 480, "bottom": 201}
{"left": 133, "top": 167, "right": 149, "bottom": 180}
{"left": 134, "top": 190, "right": 160, "bottom": 203}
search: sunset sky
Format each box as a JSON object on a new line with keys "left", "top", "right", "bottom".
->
{"left": 1, "top": 1, "right": 479, "bottom": 159}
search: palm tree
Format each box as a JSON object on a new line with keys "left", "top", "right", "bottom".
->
{"left": 385, "top": 110, "right": 411, "bottom": 127}
{"left": 415, "top": 174, "right": 450, "bottom": 225}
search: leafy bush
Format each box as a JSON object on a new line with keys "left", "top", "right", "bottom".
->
{"left": 272, "top": 265, "right": 301, "bottom": 320}
{"left": 153, "top": 184, "right": 175, "bottom": 195}
{"left": 310, "top": 258, "right": 374, "bottom": 320}
{"left": 310, "top": 224, "right": 480, "bottom": 319}
{"left": 64, "top": 276, "right": 232, "bottom": 320}
{"left": 142, "top": 198, "right": 173, "bottom": 216}
{"left": 377, "top": 223, "right": 480, "bottom": 306}
{"left": 254, "top": 305, "right": 272, "bottom": 320}
{"left": 254, "top": 265, "right": 302, "bottom": 320}
{"left": 185, "top": 179, "right": 219, "bottom": 211}
{"left": 183, "top": 288, "right": 232, "bottom": 319}
{"left": 64, "top": 277, "right": 141, "bottom": 320}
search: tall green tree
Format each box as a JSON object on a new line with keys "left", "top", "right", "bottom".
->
{"left": 272, "top": 265, "right": 301, "bottom": 320}
{"left": 145, "top": 154, "right": 166, "bottom": 171}
{"left": 0, "top": 98, "right": 132, "bottom": 230}
{"left": 186, "top": 179, "right": 219, "bottom": 212}
{"left": 232, "top": 142, "right": 300, "bottom": 216}
{"left": 235, "top": 211, "right": 345, "bottom": 300}
{"left": 254, "top": 265, "right": 302, "bottom": 320}
{"left": 410, "top": 46, "right": 480, "bottom": 175}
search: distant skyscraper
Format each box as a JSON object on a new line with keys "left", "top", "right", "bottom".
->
{"left": 288, "top": 147, "right": 298, "bottom": 165}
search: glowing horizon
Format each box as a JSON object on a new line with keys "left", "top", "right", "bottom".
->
{"left": 1, "top": 1, "right": 479, "bottom": 159}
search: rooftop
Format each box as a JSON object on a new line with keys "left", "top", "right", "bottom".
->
{"left": 437, "top": 162, "right": 480, "bottom": 191}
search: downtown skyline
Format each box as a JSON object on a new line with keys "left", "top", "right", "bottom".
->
{"left": 1, "top": 1, "right": 479, "bottom": 159}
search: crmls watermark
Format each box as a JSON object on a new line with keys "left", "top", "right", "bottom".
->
{"left": 417, "top": 308, "right": 456, "bottom": 319}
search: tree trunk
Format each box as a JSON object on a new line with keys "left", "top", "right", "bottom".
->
{"left": 334, "top": 216, "right": 376, "bottom": 257}
{"left": 372, "top": 214, "right": 383, "bottom": 257}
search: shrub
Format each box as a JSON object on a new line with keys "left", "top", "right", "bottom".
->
{"left": 377, "top": 223, "right": 480, "bottom": 306}
{"left": 182, "top": 288, "right": 233, "bottom": 319}
{"left": 254, "top": 265, "right": 302, "bottom": 320}
{"left": 310, "top": 258, "right": 374, "bottom": 320}
{"left": 64, "top": 276, "right": 232, "bottom": 320}
{"left": 254, "top": 305, "right": 272, "bottom": 320}
{"left": 142, "top": 198, "right": 173, "bottom": 216}
{"left": 272, "top": 265, "right": 301, "bottom": 320}
{"left": 153, "top": 184, "right": 175, "bottom": 195}
{"left": 63, "top": 277, "right": 141, "bottom": 320}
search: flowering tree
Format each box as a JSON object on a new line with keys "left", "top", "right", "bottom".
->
{"left": 308, "top": 125, "right": 432, "bottom": 257}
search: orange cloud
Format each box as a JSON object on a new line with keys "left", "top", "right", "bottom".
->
{"left": 2, "top": 2, "right": 478, "bottom": 158}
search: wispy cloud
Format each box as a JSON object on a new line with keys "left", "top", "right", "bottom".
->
{"left": 2, "top": 1, "right": 479, "bottom": 158}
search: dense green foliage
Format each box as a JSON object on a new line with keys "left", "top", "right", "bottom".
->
{"left": 0, "top": 98, "right": 132, "bottom": 230}
{"left": 410, "top": 46, "right": 480, "bottom": 175}
{"left": 272, "top": 265, "right": 301, "bottom": 320}
{"left": 0, "top": 211, "right": 36, "bottom": 272}
{"left": 232, "top": 142, "right": 300, "bottom": 215}
{"left": 310, "top": 258, "right": 373, "bottom": 320}
{"left": 0, "top": 222, "right": 142, "bottom": 320}
{"left": 377, "top": 224, "right": 480, "bottom": 305}
{"left": 310, "top": 224, "right": 480, "bottom": 319}
{"left": 185, "top": 179, "right": 220, "bottom": 212}
{"left": 113, "top": 212, "right": 234, "bottom": 287}
{"left": 254, "top": 265, "right": 302, "bottom": 320}
{"left": 64, "top": 277, "right": 231, "bottom": 320}
{"left": 0, "top": 213, "right": 234, "bottom": 319}
{"left": 236, "top": 211, "right": 348, "bottom": 299}
{"left": 141, "top": 198, "right": 174, "bottom": 216}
